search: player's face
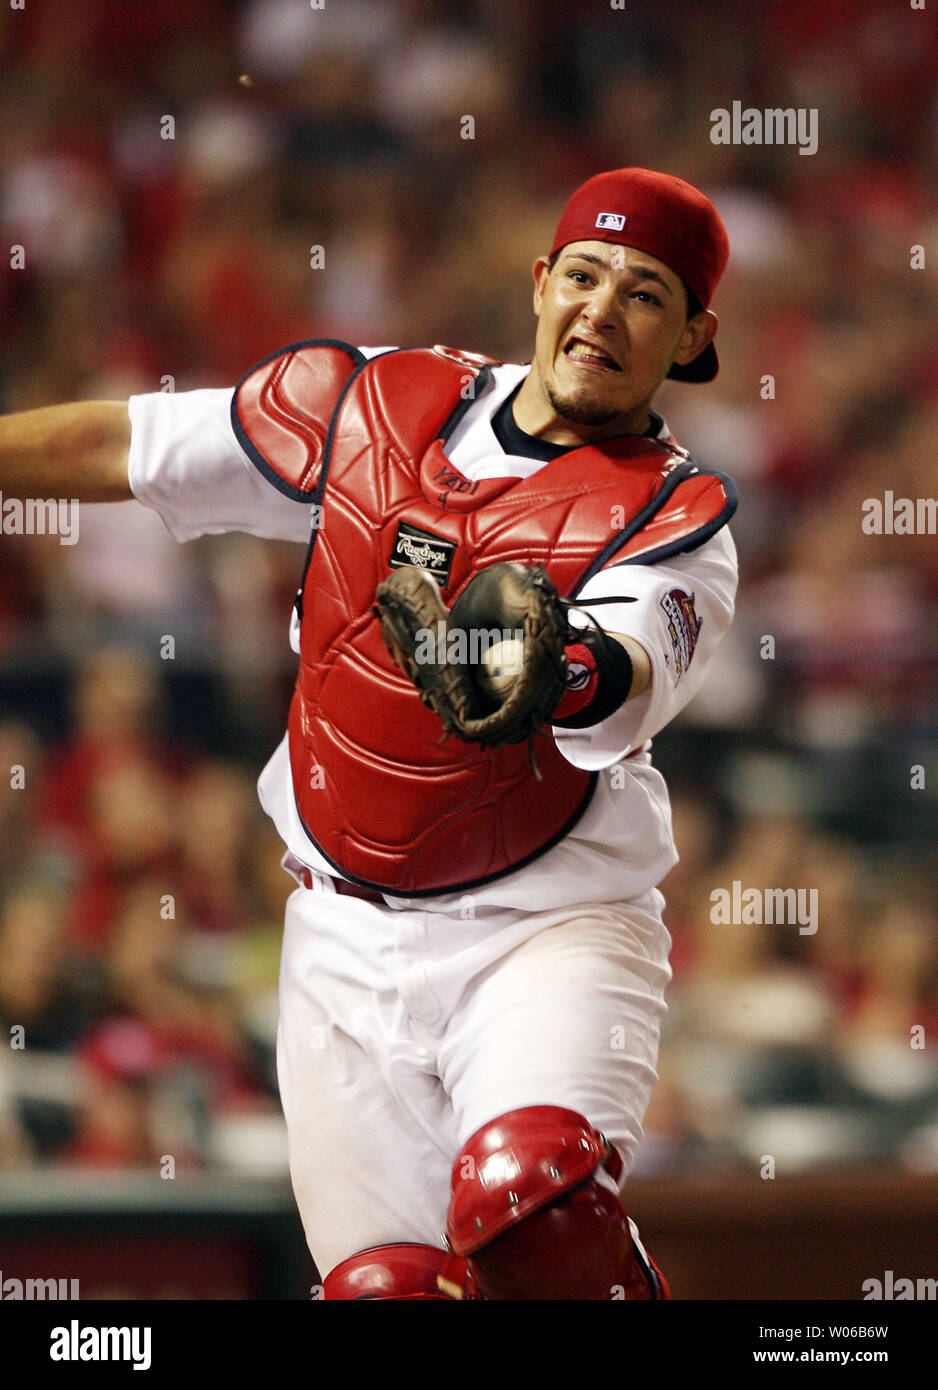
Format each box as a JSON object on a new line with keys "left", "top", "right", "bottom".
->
{"left": 521, "top": 241, "right": 716, "bottom": 441}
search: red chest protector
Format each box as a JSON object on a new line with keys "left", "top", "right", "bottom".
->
{"left": 233, "top": 341, "right": 736, "bottom": 896}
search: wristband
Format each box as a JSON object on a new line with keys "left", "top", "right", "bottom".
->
{"left": 552, "top": 628, "right": 634, "bottom": 728}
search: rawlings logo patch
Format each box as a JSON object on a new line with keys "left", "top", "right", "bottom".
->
{"left": 389, "top": 521, "right": 457, "bottom": 586}
{"left": 660, "top": 588, "right": 702, "bottom": 683}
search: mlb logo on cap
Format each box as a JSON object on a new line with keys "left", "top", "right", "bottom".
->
{"left": 595, "top": 212, "right": 627, "bottom": 230}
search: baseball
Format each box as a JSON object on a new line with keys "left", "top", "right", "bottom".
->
{"left": 478, "top": 639, "right": 524, "bottom": 695}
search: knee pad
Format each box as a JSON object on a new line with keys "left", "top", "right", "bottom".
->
{"left": 322, "top": 1243, "right": 479, "bottom": 1300}
{"left": 446, "top": 1106, "right": 670, "bottom": 1300}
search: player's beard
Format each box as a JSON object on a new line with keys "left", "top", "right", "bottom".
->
{"left": 545, "top": 381, "right": 619, "bottom": 428}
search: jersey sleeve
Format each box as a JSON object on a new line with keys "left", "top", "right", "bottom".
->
{"left": 551, "top": 525, "right": 738, "bottom": 769}
{"left": 127, "top": 347, "right": 393, "bottom": 543}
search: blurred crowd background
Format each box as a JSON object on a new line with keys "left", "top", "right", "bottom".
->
{"left": 2, "top": 0, "right": 938, "bottom": 1192}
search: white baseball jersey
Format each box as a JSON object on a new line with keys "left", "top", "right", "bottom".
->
{"left": 128, "top": 350, "right": 738, "bottom": 921}
{"left": 127, "top": 347, "right": 737, "bottom": 1273}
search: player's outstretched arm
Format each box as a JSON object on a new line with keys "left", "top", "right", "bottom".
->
{"left": 0, "top": 401, "right": 132, "bottom": 503}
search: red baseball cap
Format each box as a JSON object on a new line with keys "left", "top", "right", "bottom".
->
{"left": 549, "top": 168, "right": 730, "bottom": 382}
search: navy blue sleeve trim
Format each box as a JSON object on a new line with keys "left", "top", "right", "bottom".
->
{"left": 230, "top": 338, "right": 367, "bottom": 503}
{"left": 614, "top": 468, "right": 738, "bottom": 568}
{"left": 570, "top": 459, "right": 696, "bottom": 595}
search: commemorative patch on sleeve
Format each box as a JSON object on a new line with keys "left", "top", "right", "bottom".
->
{"left": 659, "top": 588, "right": 702, "bottom": 683}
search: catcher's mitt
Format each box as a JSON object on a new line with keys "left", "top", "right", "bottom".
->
{"left": 373, "top": 562, "right": 568, "bottom": 752}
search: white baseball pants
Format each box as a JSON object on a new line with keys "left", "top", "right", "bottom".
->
{"left": 275, "top": 878, "right": 672, "bottom": 1280}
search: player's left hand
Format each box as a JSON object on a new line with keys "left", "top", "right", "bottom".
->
{"left": 373, "top": 561, "right": 568, "bottom": 749}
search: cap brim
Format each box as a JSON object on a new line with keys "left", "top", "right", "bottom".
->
{"left": 667, "top": 341, "right": 718, "bottom": 383}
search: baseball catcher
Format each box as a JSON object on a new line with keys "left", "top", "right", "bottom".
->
{"left": 0, "top": 167, "right": 737, "bottom": 1299}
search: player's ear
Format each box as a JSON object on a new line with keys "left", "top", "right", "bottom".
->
{"left": 532, "top": 256, "right": 552, "bottom": 316}
{"left": 672, "top": 309, "right": 718, "bottom": 369}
